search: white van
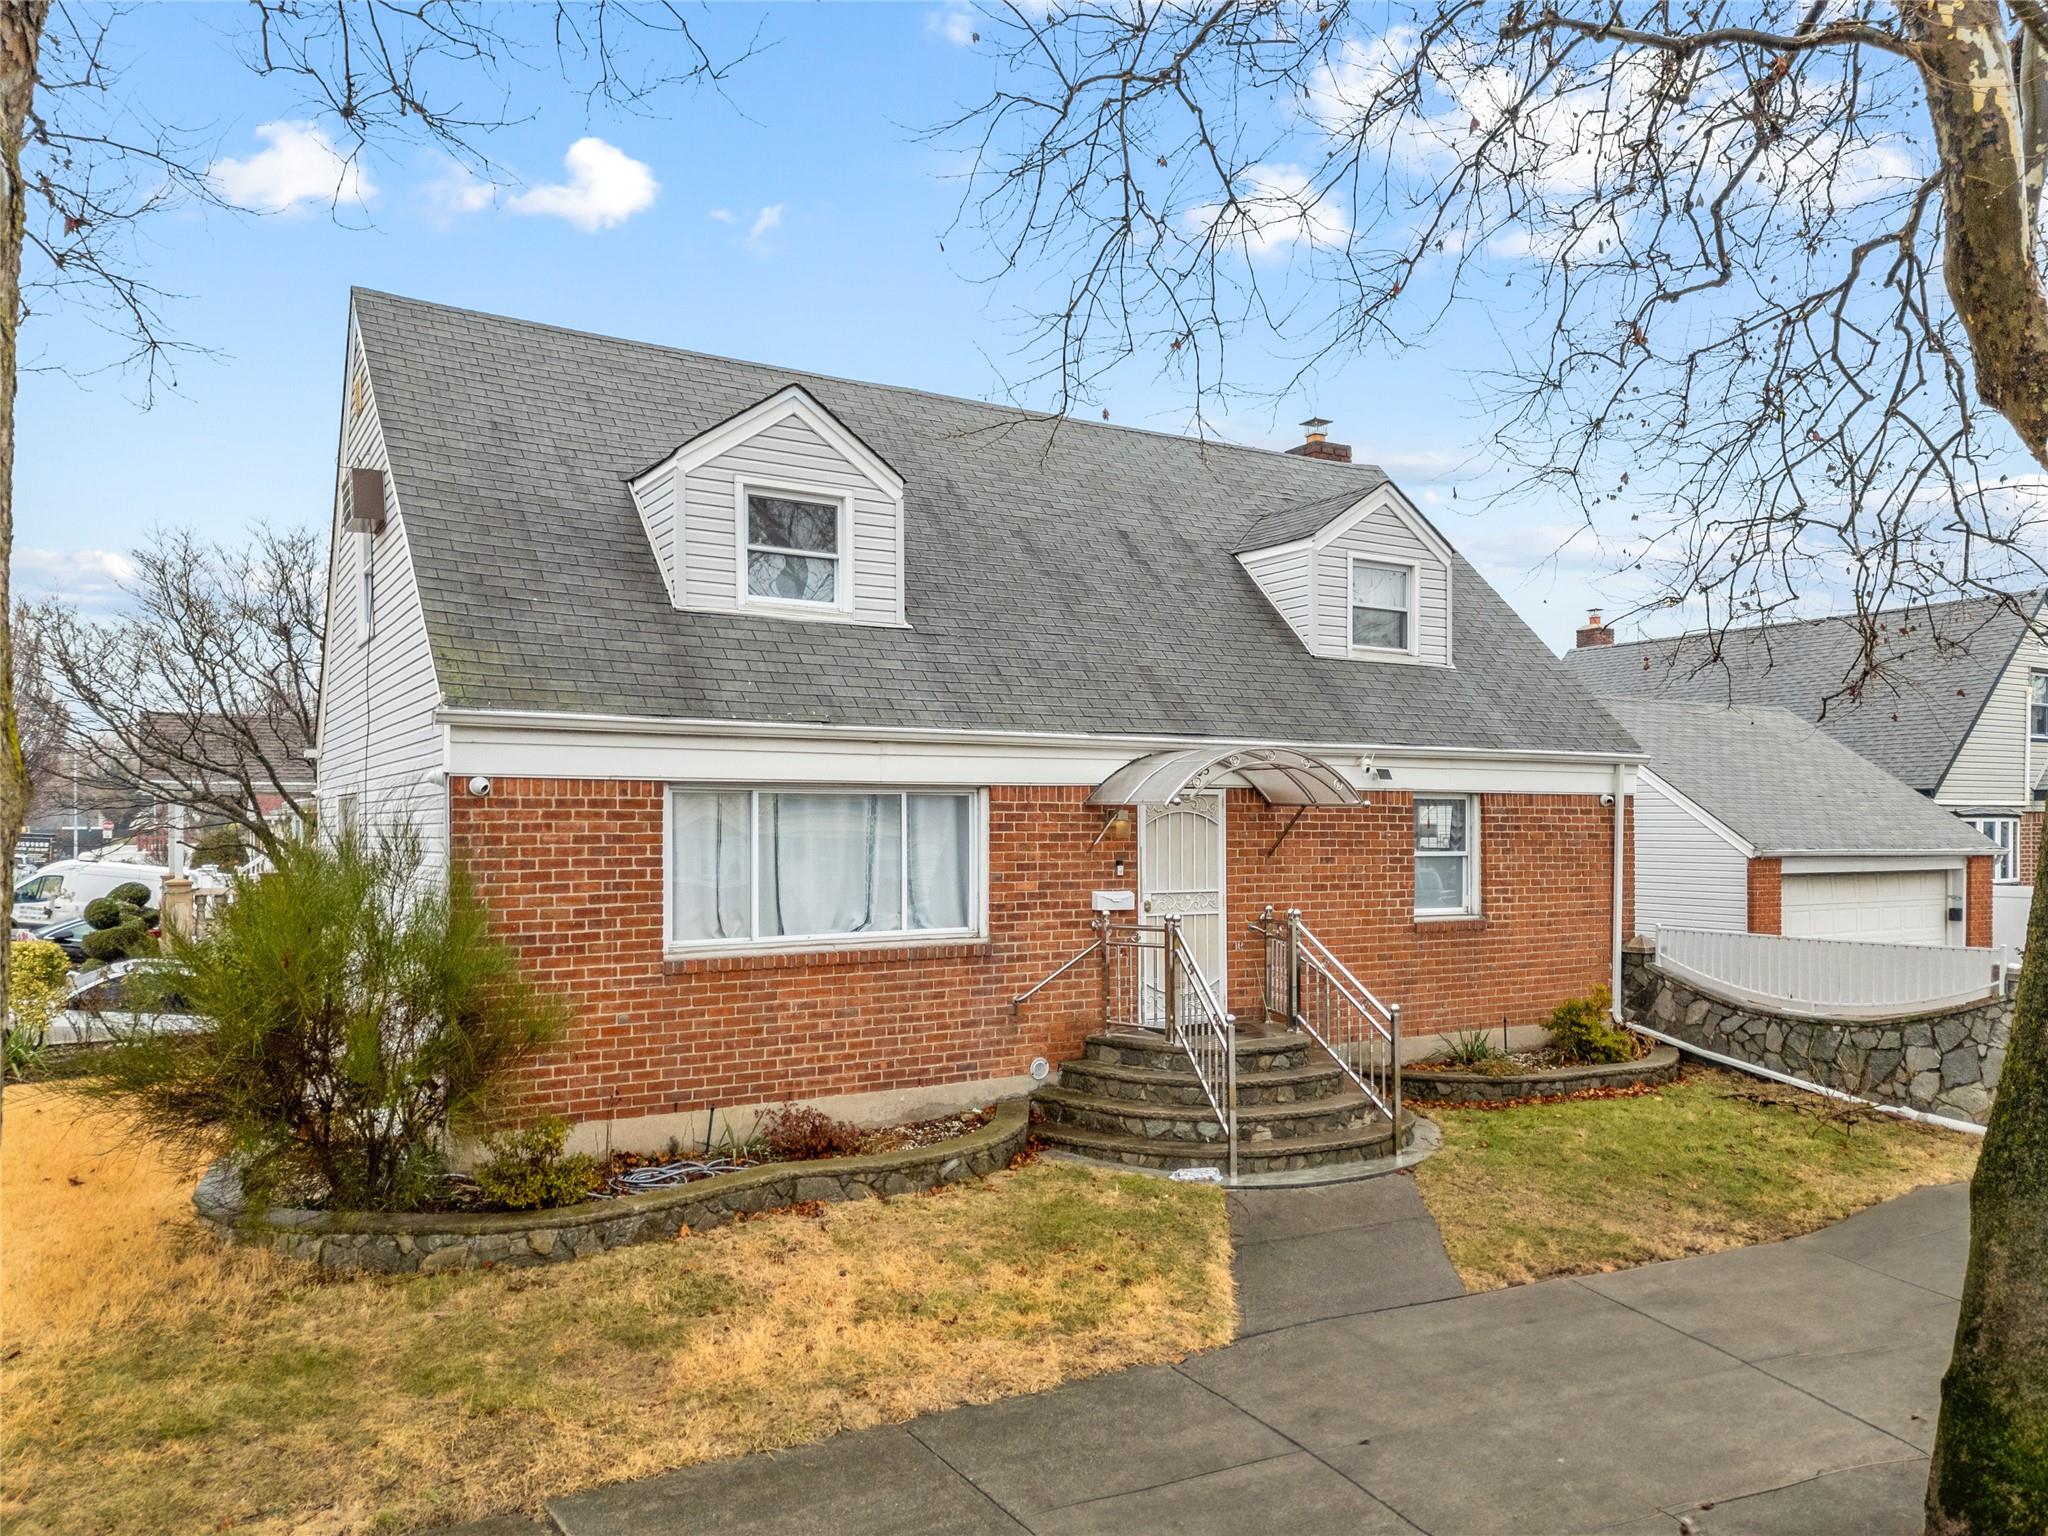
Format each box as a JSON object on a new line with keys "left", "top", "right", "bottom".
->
{"left": 11, "top": 861, "right": 171, "bottom": 930}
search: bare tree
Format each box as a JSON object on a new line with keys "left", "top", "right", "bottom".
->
{"left": 944, "top": 5, "right": 2048, "bottom": 1530}
{"left": 38, "top": 525, "right": 322, "bottom": 858}
{"left": 0, "top": 0, "right": 753, "bottom": 1144}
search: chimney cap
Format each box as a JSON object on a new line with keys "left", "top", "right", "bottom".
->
{"left": 1300, "top": 415, "right": 1332, "bottom": 432}
{"left": 1586, "top": 609, "right": 1602, "bottom": 626}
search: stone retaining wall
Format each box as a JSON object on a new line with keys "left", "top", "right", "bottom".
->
{"left": 194, "top": 1100, "right": 1031, "bottom": 1273}
{"left": 1401, "top": 1045, "right": 1682, "bottom": 1102}
{"left": 1623, "top": 939, "right": 2010, "bottom": 1124}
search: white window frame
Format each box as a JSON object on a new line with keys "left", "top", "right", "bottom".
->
{"left": 1965, "top": 815, "right": 2021, "bottom": 883}
{"left": 1414, "top": 793, "right": 1481, "bottom": 917}
{"left": 734, "top": 480, "right": 854, "bottom": 615}
{"left": 356, "top": 530, "right": 377, "bottom": 645}
{"left": 664, "top": 784, "right": 987, "bottom": 957}
{"left": 2031, "top": 670, "right": 2048, "bottom": 741}
{"left": 1349, "top": 554, "right": 1419, "bottom": 658}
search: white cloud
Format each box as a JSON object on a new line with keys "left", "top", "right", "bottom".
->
{"left": 507, "top": 138, "right": 659, "bottom": 231}
{"left": 708, "top": 207, "right": 736, "bottom": 223}
{"left": 748, "top": 203, "right": 784, "bottom": 242}
{"left": 14, "top": 547, "right": 137, "bottom": 606}
{"left": 209, "top": 121, "right": 374, "bottom": 214}
{"left": 1188, "top": 163, "right": 1351, "bottom": 258}
{"left": 928, "top": 3, "right": 978, "bottom": 46}
{"left": 421, "top": 160, "right": 494, "bottom": 221}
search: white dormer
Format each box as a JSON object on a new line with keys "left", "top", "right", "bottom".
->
{"left": 630, "top": 385, "right": 908, "bottom": 627}
{"left": 1238, "top": 484, "right": 1454, "bottom": 666}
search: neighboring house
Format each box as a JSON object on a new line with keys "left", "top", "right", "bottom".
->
{"left": 126, "top": 713, "right": 315, "bottom": 862}
{"left": 1566, "top": 596, "right": 2048, "bottom": 947}
{"left": 1602, "top": 698, "right": 1996, "bottom": 947}
{"left": 314, "top": 290, "right": 1641, "bottom": 1148}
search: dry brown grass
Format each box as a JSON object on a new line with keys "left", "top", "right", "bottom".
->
{"left": 1414, "top": 1067, "right": 1980, "bottom": 1291}
{"left": 0, "top": 1085, "right": 1234, "bottom": 1534}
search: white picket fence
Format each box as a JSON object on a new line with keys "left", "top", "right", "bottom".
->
{"left": 1652, "top": 927, "right": 2010, "bottom": 1021}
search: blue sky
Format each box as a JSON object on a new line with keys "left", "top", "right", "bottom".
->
{"left": 17, "top": 3, "right": 1622, "bottom": 650}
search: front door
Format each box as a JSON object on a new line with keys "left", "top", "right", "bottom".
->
{"left": 1140, "top": 793, "right": 1226, "bottom": 1012}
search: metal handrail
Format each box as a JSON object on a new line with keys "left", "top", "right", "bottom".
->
{"left": 1253, "top": 906, "right": 1403, "bottom": 1121}
{"left": 1162, "top": 914, "right": 1238, "bottom": 1183}
{"left": 1010, "top": 921, "right": 1106, "bottom": 1012}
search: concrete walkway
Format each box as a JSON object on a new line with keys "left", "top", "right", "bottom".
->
{"left": 514, "top": 1179, "right": 1969, "bottom": 1536}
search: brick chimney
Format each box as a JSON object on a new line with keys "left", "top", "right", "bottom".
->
{"left": 1576, "top": 610, "right": 1615, "bottom": 648}
{"left": 1286, "top": 416, "right": 1352, "bottom": 464}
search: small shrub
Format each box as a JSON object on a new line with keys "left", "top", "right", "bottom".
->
{"left": 81, "top": 885, "right": 157, "bottom": 963}
{"left": 192, "top": 826, "right": 249, "bottom": 869}
{"left": 1547, "top": 986, "right": 1635, "bottom": 1065}
{"left": 4, "top": 938, "right": 69, "bottom": 1079}
{"left": 70, "top": 824, "right": 566, "bottom": 1212}
{"left": 473, "top": 1117, "right": 599, "bottom": 1211}
{"left": 756, "top": 1104, "right": 864, "bottom": 1161}
{"left": 1438, "top": 1029, "right": 1505, "bottom": 1069}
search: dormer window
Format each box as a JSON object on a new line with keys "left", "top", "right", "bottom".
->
{"left": 1350, "top": 558, "right": 1413, "bottom": 653}
{"left": 744, "top": 489, "right": 844, "bottom": 607}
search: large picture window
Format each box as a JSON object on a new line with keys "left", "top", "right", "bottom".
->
{"left": 671, "top": 788, "right": 977, "bottom": 947}
{"left": 1415, "top": 795, "right": 1478, "bottom": 915}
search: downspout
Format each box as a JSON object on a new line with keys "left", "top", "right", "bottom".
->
{"left": 1611, "top": 762, "right": 1627, "bottom": 1020}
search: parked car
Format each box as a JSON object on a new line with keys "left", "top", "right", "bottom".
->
{"left": 10, "top": 860, "right": 170, "bottom": 930}
{"left": 23, "top": 916, "right": 93, "bottom": 964}
{"left": 49, "top": 959, "right": 197, "bottom": 1046}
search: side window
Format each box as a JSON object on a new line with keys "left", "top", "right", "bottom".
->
{"left": 2030, "top": 671, "right": 2048, "bottom": 740}
{"left": 1415, "top": 796, "right": 1479, "bottom": 915}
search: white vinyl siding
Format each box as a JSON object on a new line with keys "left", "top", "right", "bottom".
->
{"left": 313, "top": 320, "right": 448, "bottom": 874}
{"left": 1936, "top": 627, "right": 2048, "bottom": 813}
{"left": 633, "top": 461, "right": 680, "bottom": 603}
{"left": 1313, "top": 504, "right": 1451, "bottom": 665}
{"left": 673, "top": 413, "right": 902, "bottom": 624}
{"left": 1633, "top": 775, "right": 1748, "bottom": 932}
{"left": 1238, "top": 544, "right": 1314, "bottom": 645}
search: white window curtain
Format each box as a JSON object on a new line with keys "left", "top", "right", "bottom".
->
{"left": 672, "top": 791, "right": 752, "bottom": 942}
{"left": 760, "top": 792, "right": 902, "bottom": 937}
{"left": 1351, "top": 561, "right": 1410, "bottom": 650}
{"left": 907, "top": 793, "right": 971, "bottom": 929}
{"left": 671, "top": 788, "right": 975, "bottom": 946}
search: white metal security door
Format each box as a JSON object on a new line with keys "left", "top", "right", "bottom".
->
{"left": 1140, "top": 793, "right": 1227, "bottom": 1013}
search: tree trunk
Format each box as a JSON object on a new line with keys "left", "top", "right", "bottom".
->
{"left": 1925, "top": 808, "right": 2048, "bottom": 1533}
{"left": 0, "top": 1, "right": 51, "bottom": 1132}
{"left": 1904, "top": 0, "right": 2048, "bottom": 470}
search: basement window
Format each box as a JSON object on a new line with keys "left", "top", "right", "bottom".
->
{"left": 670, "top": 787, "right": 981, "bottom": 951}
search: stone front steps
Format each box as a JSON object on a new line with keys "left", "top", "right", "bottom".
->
{"left": 1031, "top": 1029, "right": 1407, "bottom": 1176}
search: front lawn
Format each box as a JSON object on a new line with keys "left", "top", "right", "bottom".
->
{"left": 1412, "top": 1067, "right": 1979, "bottom": 1291}
{"left": 0, "top": 1085, "right": 1234, "bottom": 1535}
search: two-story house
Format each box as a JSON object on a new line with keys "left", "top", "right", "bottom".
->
{"left": 314, "top": 290, "right": 1642, "bottom": 1155}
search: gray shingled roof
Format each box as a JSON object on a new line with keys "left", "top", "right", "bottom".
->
{"left": 1562, "top": 592, "right": 2046, "bottom": 792}
{"left": 1231, "top": 482, "right": 1389, "bottom": 552}
{"left": 353, "top": 290, "right": 1636, "bottom": 755}
{"left": 1602, "top": 699, "right": 1997, "bottom": 857}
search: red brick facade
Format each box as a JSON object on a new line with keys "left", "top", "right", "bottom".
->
{"left": 1967, "top": 856, "right": 1993, "bottom": 947}
{"left": 2022, "top": 811, "right": 2043, "bottom": 885}
{"left": 450, "top": 778, "right": 1628, "bottom": 1126}
{"left": 1746, "top": 858, "right": 1783, "bottom": 935}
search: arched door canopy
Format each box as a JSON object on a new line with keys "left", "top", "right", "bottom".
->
{"left": 1086, "top": 745, "right": 1364, "bottom": 808}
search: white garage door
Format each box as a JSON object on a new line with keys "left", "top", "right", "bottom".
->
{"left": 1782, "top": 871, "right": 1950, "bottom": 946}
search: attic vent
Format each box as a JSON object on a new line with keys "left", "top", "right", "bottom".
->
{"left": 345, "top": 466, "right": 387, "bottom": 534}
{"left": 351, "top": 368, "right": 366, "bottom": 418}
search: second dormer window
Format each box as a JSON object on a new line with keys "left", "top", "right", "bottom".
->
{"left": 746, "top": 490, "right": 842, "bottom": 606}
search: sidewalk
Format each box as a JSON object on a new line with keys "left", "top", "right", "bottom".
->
{"left": 482, "top": 1178, "right": 1968, "bottom": 1536}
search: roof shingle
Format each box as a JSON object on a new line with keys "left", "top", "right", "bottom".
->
{"left": 353, "top": 290, "right": 1636, "bottom": 756}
